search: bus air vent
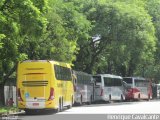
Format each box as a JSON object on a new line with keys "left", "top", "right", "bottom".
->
{"left": 22, "top": 81, "right": 48, "bottom": 87}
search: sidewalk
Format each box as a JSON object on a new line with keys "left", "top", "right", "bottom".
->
{"left": 0, "top": 108, "right": 25, "bottom": 120}
{"left": 0, "top": 107, "right": 25, "bottom": 116}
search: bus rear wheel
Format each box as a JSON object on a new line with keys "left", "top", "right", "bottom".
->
{"left": 87, "top": 95, "right": 92, "bottom": 105}
{"left": 121, "top": 95, "right": 124, "bottom": 102}
{"left": 147, "top": 94, "right": 150, "bottom": 101}
{"left": 67, "top": 96, "right": 74, "bottom": 109}
{"left": 79, "top": 95, "right": 83, "bottom": 105}
{"left": 138, "top": 94, "right": 140, "bottom": 101}
{"left": 108, "top": 95, "right": 111, "bottom": 103}
{"left": 57, "top": 98, "right": 63, "bottom": 112}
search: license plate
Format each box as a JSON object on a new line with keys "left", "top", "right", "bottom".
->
{"left": 33, "top": 103, "right": 39, "bottom": 106}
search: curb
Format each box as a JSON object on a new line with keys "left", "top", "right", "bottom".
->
{"left": 0, "top": 110, "right": 25, "bottom": 116}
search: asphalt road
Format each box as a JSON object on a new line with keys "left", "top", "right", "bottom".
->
{"left": 16, "top": 100, "right": 160, "bottom": 120}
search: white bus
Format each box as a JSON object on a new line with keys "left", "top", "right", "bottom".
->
{"left": 93, "top": 74, "right": 125, "bottom": 102}
{"left": 73, "top": 71, "right": 94, "bottom": 105}
{"left": 157, "top": 84, "right": 160, "bottom": 99}
{"left": 152, "top": 84, "right": 160, "bottom": 99}
{"left": 123, "top": 77, "right": 152, "bottom": 101}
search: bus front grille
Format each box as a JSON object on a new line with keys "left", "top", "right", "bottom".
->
{"left": 22, "top": 81, "right": 48, "bottom": 87}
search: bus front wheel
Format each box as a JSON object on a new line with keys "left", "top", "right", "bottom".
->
{"left": 121, "top": 95, "right": 124, "bottom": 102}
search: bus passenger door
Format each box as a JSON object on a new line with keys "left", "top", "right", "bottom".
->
{"left": 94, "top": 82, "right": 102, "bottom": 101}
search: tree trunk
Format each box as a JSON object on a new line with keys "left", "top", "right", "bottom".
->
{"left": 107, "top": 60, "right": 112, "bottom": 74}
{"left": 0, "top": 64, "right": 17, "bottom": 106}
{"left": 0, "top": 81, "right": 5, "bottom": 106}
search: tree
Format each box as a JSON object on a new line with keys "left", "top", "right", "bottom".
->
{"left": 74, "top": 0, "right": 156, "bottom": 77}
{"left": 144, "top": 0, "right": 160, "bottom": 82}
{"left": 0, "top": 0, "right": 48, "bottom": 105}
{"left": 19, "top": 0, "right": 91, "bottom": 63}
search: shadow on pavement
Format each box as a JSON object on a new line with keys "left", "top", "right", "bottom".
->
{"left": 82, "top": 100, "right": 145, "bottom": 107}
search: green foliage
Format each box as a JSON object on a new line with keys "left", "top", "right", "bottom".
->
{"left": 0, "top": 34, "right": 5, "bottom": 48}
{"left": 0, "top": 0, "right": 160, "bottom": 83}
{"left": 0, "top": 106, "right": 19, "bottom": 114}
{"left": 20, "top": 0, "right": 92, "bottom": 63}
{"left": 144, "top": 0, "right": 160, "bottom": 80}
{"left": 0, "top": 0, "right": 48, "bottom": 82}
{"left": 74, "top": 0, "right": 157, "bottom": 77}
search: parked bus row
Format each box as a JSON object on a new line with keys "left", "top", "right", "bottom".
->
{"left": 16, "top": 60, "right": 153, "bottom": 114}
{"left": 152, "top": 83, "right": 160, "bottom": 99}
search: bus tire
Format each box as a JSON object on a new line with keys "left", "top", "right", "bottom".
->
{"left": 91, "top": 95, "right": 93, "bottom": 103}
{"left": 79, "top": 95, "right": 83, "bottom": 105}
{"left": 87, "top": 95, "right": 92, "bottom": 105}
{"left": 138, "top": 94, "right": 140, "bottom": 101}
{"left": 147, "top": 94, "right": 150, "bottom": 101}
{"left": 72, "top": 95, "right": 74, "bottom": 106}
{"left": 67, "top": 105, "right": 71, "bottom": 109}
{"left": 57, "top": 98, "right": 63, "bottom": 112}
{"left": 25, "top": 110, "right": 32, "bottom": 115}
{"left": 108, "top": 95, "right": 111, "bottom": 103}
{"left": 121, "top": 95, "right": 124, "bottom": 102}
{"left": 67, "top": 96, "right": 73, "bottom": 109}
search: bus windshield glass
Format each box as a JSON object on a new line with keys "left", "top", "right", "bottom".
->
{"left": 103, "top": 77, "right": 122, "bottom": 87}
{"left": 157, "top": 85, "right": 160, "bottom": 90}
{"left": 135, "top": 80, "right": 149, "bottom": 87}
{"left": 93, "top": 76, "right": 101, "bottom": 83}
{"left": 123, "top": 78, "right": 132, "bottom": 84}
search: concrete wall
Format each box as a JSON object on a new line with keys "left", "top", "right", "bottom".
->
{"left": 4, "top": 86, "right": 17, "bottom": 106}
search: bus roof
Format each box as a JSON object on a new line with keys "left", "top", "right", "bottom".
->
{"left": 73, "top": 70, "right": 91, "bottom": 76}
{"left": 20, "top": 60, "right": 71, "bottom": 66}
{"left": 19, "top": 60, "right": 72, "bottom": 70}
{"left": 123, "top": 77, "right": 146, "bottom": 80}
{"left": 94, "top": 74, "right": 122, "bottom": 79}
{"left": 21, "top": 60, "right": 50, "bottom": 63}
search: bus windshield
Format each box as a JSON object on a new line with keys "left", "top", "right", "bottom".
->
{"left": 157, "top": 85, "right": 160, "bottom": 90}
{"left": 93, "top": 76, "right": 101, "bottom": 83}
{"left": 103, "top": 77, "right": 122, "bottom": 87}
{"left": 123, "top": 78, "right": 132, "bottom": 84}
{"left": 135, "top": 80, "right": 149, "bottom": 87}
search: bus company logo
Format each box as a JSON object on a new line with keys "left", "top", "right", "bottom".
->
{"left": 25, "top": 92, "right": 30, "bottom": 98}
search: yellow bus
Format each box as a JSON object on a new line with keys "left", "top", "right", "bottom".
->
{"left": 17, "top": 60, "right": 74, "bottom": 114}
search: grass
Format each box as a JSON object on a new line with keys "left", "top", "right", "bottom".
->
{"left": 0, "top": 106, "right": 19, "bottom": 115}
{"left": 0, "top": 108, "right": 7, "bottom": 114}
